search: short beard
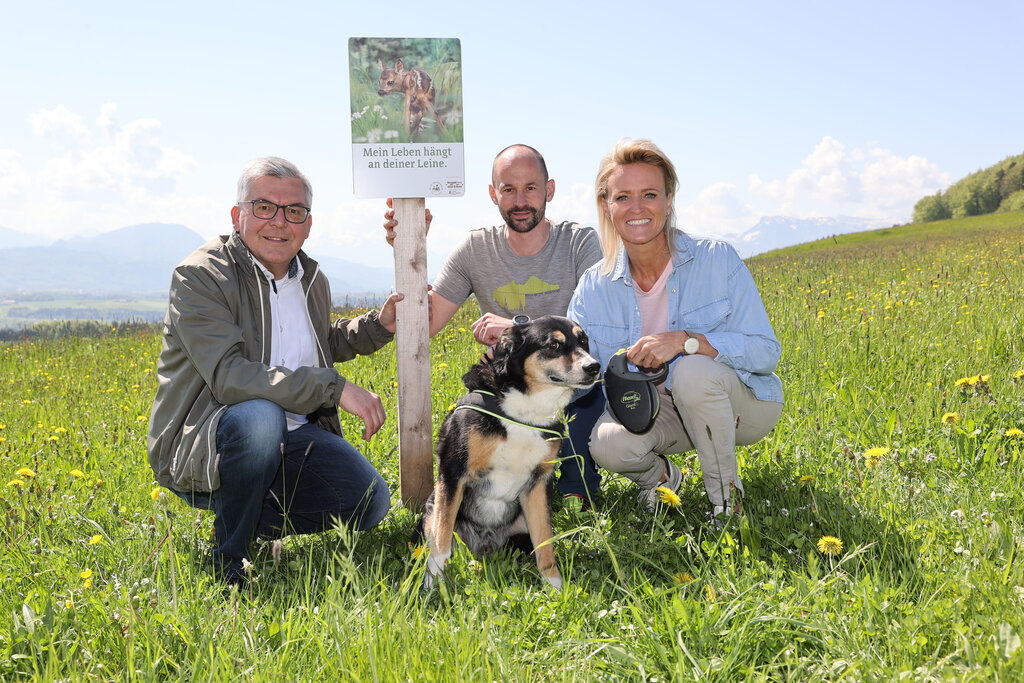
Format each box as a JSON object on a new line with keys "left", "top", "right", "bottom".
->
{"left": 502, "top": 204, "right": 544, "bottom": 234}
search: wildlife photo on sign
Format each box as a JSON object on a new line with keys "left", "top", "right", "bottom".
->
{"left": 349, "top": 37, "right": 464, "bottom": 145}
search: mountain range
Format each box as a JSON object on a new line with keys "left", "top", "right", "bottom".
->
{"left": 0, "top": 223, "right": 397, "bottom": 298}
{"left": 725, "top": 215, "right": 894, "bottom": 257}
{"left": 0, "top": 215, "right": 895, "bottom": 298}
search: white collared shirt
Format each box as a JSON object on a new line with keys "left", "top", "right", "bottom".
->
{"left": 255, "top": 258, "right": 318, "bottom": 431}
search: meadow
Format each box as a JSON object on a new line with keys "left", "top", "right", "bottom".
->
{"left": 2, "top": 212, "right": 1023, "bottom": 680}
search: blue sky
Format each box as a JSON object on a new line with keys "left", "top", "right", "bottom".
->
{"left": 2, "top": 1, "right": 1021, "bottom": 267}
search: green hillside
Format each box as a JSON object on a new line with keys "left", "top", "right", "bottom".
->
{"left": 913, "top": 151, "right": 1024, "bottom": 222}
{"left": 754, "top": 209, "right": 1024, "bottom": 260}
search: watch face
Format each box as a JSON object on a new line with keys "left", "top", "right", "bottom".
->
{"left": 684, "top": 337, "right": 700, "bottom": 355}
{"left": 513, "top": 315, "right": 531, "bottom": 326}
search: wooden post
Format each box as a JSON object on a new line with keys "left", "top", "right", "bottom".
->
{"left": 392, "top": 198, "right": 434, "bottom": 508}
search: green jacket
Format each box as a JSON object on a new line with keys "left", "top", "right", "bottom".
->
{"left": 147, "top": 233, "right": 394, "bottom": 492}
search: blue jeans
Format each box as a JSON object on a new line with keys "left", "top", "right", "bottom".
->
{"left": 556, "top": 386, "right": 604, "bottom": 499}
{"left": 173, "top": 399, "right": 390, "bottom": 580}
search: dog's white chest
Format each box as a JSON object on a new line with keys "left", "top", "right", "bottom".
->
{"left": 485, "top": 426, "right": 554, "bottom": 497}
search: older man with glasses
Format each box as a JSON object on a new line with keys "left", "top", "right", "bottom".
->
{"left": 148, "top": 156, "right": 405, "bottom": 586}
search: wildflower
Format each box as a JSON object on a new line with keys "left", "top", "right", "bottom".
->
{"left": 1013, "top": 369, "right": 1024, "bottom": 380}
{"left": 437, "top": 362, "right": 448, "bottom": 369}
{"left": 410, "top": 544, "right": 427, "bottom": 560}
{"left": 80, "top": 568, "right": 93, "bottom": 580}
{"left": 242, "top": 558, "right": 255, "bottom": 574}
{"left": 7, "top": 479, "right": 24, "bottom": 488}
{"left": 150, "top": 487, "right": 162, "bottom": 501}
{"left": 656, "top": 486, "right": 682, "bottom": 507}
{"left": 941, "top": 412, "right": 958, "bottom": 425}
{"left": 863, "top": 446, "right": 888, "bottom": 469}
{"left": 94, "top": 478, "right": 103, "bottom": 486}
{"left": 1006, "top": 428, "right": 1023, "bottom": 438}
{"left": 71, "top": 469, "right": 85, "bottom": 478}
{"left": 83, "top": 577, "right": 93, "bottom": 588}
{"left": 799, "top": 474, "right": 816, "bottom": 486}
{"left": 16, "top": 467, "right": 36, "bottom": 478}
{"left": 673, "top": 572, "right": 696, "bottom": 584}
{"left": 954, "top": 376, "right": 975, "bottom": 388}
{"left": 817, "top": 536, "right": 843, "bottom": 556}
{"left": 950, "top": 508, "right": 964, "bottom": 521}
{"left": 704, "top": 584, "right": 717, "bottom": 603}
{"left": 89, "top": 534, "right": 103, "bottom": 545}
{"left": 65, "top": 599, "right": 73, "bottom": 609}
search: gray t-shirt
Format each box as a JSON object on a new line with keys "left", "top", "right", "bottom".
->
{"left": 432, "top": 220, "right": 601, "bottom": 318}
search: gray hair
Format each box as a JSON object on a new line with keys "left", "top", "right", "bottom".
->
{"left": 236, "top": 157, "right": 313, "bottom": 205}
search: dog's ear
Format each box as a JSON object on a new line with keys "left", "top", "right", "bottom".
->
{"left": 489, "top": 325, "right": 523, "bottom": 380}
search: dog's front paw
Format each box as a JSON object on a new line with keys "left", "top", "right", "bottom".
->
{"left": 423, "top": 551, "right": 449, "bottom": 589}
{"left": 542, "top": 571, "right": 563, "bottom": 591}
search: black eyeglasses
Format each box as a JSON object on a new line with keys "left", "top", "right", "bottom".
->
{"left": 240, "top": 199, "right": 311, "bottom": 223}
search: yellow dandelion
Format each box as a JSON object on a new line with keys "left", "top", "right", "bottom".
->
{"left": 47, "top": 435, "right": 59, "bottom": 442}
{"left": 817, "top": 536, "right": 843, "bottom": 556}
{"left": 954, "top": 376, "right": 974, "bottom": 388}
{"left": 410, "top": 544, "right": 427, "bottom": 560}
{"left": 16, "top": 467, "right": 36, "bottom": 478}
{"left": 149, "top": 487, "right": 162, "bottom": 501}
{"left": 65, "top": 599, "right": 73, "bottom": 609}
{"left": 799, "top": 474, "right": 816, "bottom": 485}
{"left": 83, "top": 578, "right": 93, "bottom": 588}
{"left": 94, "top": 478, "right": 104, "bottom": 487}
{"left": 70, "top": 469, "right": 85, "bottom": 478}
{"left": 656, "top": 486, "right": 682, "bottom": 507}
{"left": 89, "top": 534, "right": 103, "bottom": 545}
{"left": 437, "top": 362, "right": 449, "bottom": 369}
{"left": 941, "top": 412, "right": 958, "bottom": 425}
{"left": 863, "top": 446, "right": 888, "bottom": 469}
{"left": 673, "top": 572, "right": 696, "bottom": 584}
{"left": 1013, "top": 369, "right": 1024, "bottom": 380}
{"left": 80, "top": 568, "right": 93, "bottom": 580}
{"left": 7, "top": 479, "right": 25, "bottom": 488}
{"left": 704, "top": 584, "right": 717, "bottom": 603}
{"left": 1006, "top": 428, "right": 1023, "bottom": 438}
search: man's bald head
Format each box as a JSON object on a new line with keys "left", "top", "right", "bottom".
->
{"left": 491, "top": 144, "right": 549, "bottom": 186}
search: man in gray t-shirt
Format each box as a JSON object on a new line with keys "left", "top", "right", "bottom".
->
{"left": 384, "top": 144, "right": 604, "bottom": 508}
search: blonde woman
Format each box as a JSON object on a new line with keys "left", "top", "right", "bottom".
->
{"left": 568, "top": 139, "right": 783, "bottom": 518}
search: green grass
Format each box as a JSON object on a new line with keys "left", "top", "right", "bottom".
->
{"left": 2, "top": 216, "right": 1024, "bottom": 680}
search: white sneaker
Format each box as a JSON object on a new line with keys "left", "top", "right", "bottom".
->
{"left": 638, "top": 458, "right": 683, "bottom": 513}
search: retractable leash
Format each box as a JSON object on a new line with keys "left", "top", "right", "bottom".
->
{"left": 603, "top": 349, "right": 667, "bottom": 434}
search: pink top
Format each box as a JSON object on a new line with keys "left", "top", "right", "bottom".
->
{"left": 633, "top": 260, "right": 672, "bottom": 339}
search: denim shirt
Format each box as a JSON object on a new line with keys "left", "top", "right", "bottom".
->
{"left": 568, "top": 230, "right": 783, "bottom": 403}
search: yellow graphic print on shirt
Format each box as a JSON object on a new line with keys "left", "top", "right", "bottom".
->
{"left": 493, "top": 276, "right": 559, "bottom": 310}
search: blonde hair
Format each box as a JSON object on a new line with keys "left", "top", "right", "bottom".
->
{"left": 595, "top": 139, "right": 678, "bottom": 274}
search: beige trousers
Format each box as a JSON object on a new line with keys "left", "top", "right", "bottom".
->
{"left": 590, "top": 355, "right": 783, "bottom": 507}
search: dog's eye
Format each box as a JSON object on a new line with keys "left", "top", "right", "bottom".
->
{"left": 548, "top": 341, "right": 560, "bottom": 350}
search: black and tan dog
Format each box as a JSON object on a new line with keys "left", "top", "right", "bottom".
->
{"left": 415, "top": 316, "right": 600, "bottom": 589}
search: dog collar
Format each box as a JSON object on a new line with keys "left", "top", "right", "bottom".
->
{"left": 452, "top": 390, "right": 565, "bottom": 439}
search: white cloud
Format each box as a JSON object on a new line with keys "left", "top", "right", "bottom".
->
{"left": 748, "top": 135, "right": 950, "bottom": 221}
{"left": 860, "top": 148, "right": 950, "bottom": 213}
{"left": 548, "top": 181, "right": 597, "bottom": 228}
{"left": 676, "top": 182, "right": 758, "bottom": 238}
{"left": 0, "top": 149, "right": 30, "bottom": 198}
{"left": 29, "top": 104, "right": 90, "bottom": 142}
{"left": 3, "top": 104, "right": 199, "bottom": 238}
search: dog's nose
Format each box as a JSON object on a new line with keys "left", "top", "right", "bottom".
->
{"left": 583, "top": 361, "right": 601, "bottom": 376}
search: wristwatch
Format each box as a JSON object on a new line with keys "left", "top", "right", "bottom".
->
{"left": 513, "top": 314, "right": 531, "bottom": 326}
{"left": 683, "top": 332, "right": 700, "bottom": 355}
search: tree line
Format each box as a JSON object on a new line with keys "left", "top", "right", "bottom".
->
{"left": 913, "top": 151, "right": 1024, "bottom": 222}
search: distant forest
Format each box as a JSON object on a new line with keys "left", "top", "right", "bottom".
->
{"left": 913, "top": 151, "right": 1024, "bottom": 222}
